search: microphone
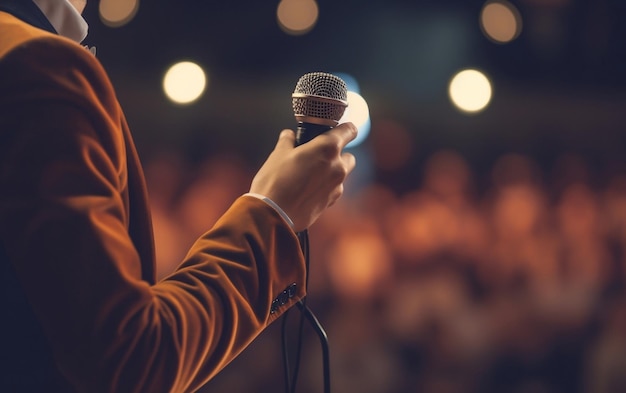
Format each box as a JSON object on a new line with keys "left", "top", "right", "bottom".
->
{"left": 283, "top": 72, "right": 346, "bottom": 393}
{"left": 292, "top": 72, "right": 349, "bottom": 146}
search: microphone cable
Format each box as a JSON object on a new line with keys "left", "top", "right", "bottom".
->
{"left": 283, "top": 71, "right": 346, "bottom": 393}
{"left": 281, "top": 229, "right": 330, "bottom": 393}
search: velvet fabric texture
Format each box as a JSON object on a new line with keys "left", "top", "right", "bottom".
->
{"left": 0, "top": 10, "right": 306, "bottom": 392}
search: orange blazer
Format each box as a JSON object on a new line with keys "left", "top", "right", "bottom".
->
{"left": 0, "top": 11, "right": 305, "bottom": 392}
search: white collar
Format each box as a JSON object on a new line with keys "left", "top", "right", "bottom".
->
{"left": 32, "top": 0, "right": 88, "bottom": 43}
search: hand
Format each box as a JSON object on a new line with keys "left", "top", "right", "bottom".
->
{"left": 250, "top": 122, "right": 357, "bottom": 232}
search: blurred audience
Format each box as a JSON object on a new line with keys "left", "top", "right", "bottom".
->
{"left": 145, "top": 141, "right": 626, "bottom": 393}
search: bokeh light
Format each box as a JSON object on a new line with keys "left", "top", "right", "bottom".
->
{"left": 327, "top": 219, "right": 393, "bottom": 301}
{"left": 276, "top": 0, "right": 319, "bottom": 36}
{"left": 341, "top": 91, "right": 371, "bottom": 148}
{"left": 99, "top": 0, "right": 139, "bottom": 28}
{"left": 335, "top": 72, "right": 361, "bottom": 93}
{"left": 162, "top": 61, "right": 207, "bottom": 105}
{"left": 448, "top": 69, "right": 493, "bottom": 114}
{"left": 480, "top": 0, "right": 523, "bottom": 44}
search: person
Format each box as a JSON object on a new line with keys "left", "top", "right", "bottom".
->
{"left": 0, "top": 0, "right": 357, "bottom": 391}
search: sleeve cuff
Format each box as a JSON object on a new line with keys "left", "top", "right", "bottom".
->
{"left": 243, "top": 193, "right": 294, "bottom": 229}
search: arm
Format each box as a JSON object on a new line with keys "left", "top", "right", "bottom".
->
{"left": 0, "top": 36, "right": 331, "bottom": 392}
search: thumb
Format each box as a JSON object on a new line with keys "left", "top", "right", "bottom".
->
{"left": 274, "top": 129, "right": 296, "bottom": 151}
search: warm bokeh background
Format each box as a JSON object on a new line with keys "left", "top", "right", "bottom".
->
{"left": 84, "top": 0, "right": 626, "bottom": 392}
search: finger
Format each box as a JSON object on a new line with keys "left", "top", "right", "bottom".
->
{"left": 327, "top": 184, "right": 344, "bottom": 208}
{"left": 274, "top": 129, "right": 296, "bottom": 151}
{"left": 328, "top": 122, "right": 358, "bottom": 148}
{"left": 341, "top": 152, "right": 356, "bottom": 174}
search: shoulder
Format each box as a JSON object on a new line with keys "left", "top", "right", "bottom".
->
{"left": 0, "top": 10, "right": 50, "bottom": 57}
{"left": 0, "top": 10, "right": 85, "bottom": 60}
{"left": 0, "top": 12, "right": 126, "bottom": 159}
{"left": 0, "top": 12, "right": 120, "bottom": 124}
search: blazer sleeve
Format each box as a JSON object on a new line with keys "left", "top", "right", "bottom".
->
{"left": 0, "top": 35, "right": 306, "bottom": 392}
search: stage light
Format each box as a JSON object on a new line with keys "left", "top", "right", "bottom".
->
{"left": 341, "top": 91, "right": 371, "bottom": 148}
{"left": 335, "top": 72, "right": 361, "bottom": 94}
{"left": 277, "top": 0, "right": 319, "bottom": 36}
{"left": 162, "top": 61, "right": 207, "bottom": 105}
{"left": 448, "top": 69, "right": 493, "bottom": 114}
{"left": 480, "top": 0, "right": 522, "bottom": 44}
{"left": 99, "top": 0, "right": 139, "bottom": 28}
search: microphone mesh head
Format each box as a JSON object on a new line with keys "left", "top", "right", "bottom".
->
{"left": 292, "top": 72, "right": 348, "bottom": 126}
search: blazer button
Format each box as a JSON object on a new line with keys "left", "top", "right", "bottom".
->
{"left": 269, "top": 283, "right": 298, "bottom": 314}
{"left": 287, "top": 283, "right": 297, "bottom": 298}
{"left": 270, "top": 299, "right": 280, "bottom": 314}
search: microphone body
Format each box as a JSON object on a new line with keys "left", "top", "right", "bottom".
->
{"left": 295, "top": 122, "right": 331, "bottom": 146}
{"left": 284, "top": 71, "right": 347, "bottom": 393}
{"left": 292, "top": 72, "right": 348, "bottom": 147}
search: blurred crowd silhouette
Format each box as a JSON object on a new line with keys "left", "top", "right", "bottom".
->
{"left": 144, "top": 121, "right": 626, "bottom": 393}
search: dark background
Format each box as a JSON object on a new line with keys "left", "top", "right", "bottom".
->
{"left": 82, "top": 0, "right": 626, "bottom": 177}
{"left": 80, "top": 1, "right": 626, "bottom": 392}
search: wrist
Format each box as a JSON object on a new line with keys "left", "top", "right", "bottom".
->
{"left": 244, "top": 193, "right": 295, "bottom": 229}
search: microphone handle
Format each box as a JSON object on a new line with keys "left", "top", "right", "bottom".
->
{"left": 291, "top": 120, "right": 334, "bottom": 393}
{"left": 295, "top": 122, "right": 332, "bottom": 146}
